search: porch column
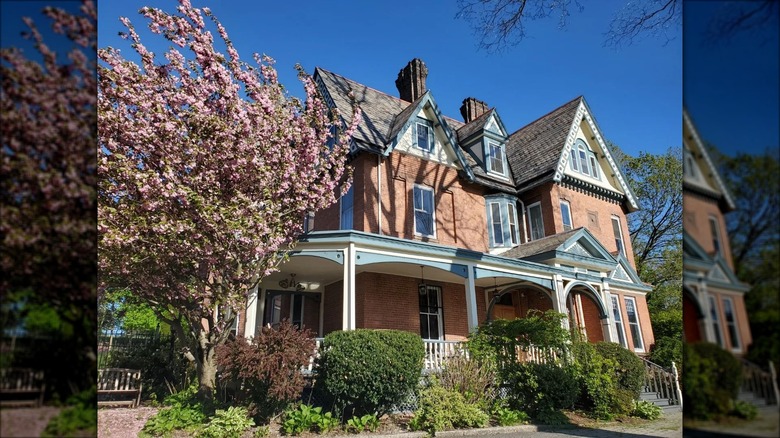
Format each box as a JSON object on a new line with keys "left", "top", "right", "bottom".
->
{"left": 342, "top": 243, "right": 357, "bottom": 330}
{"left": 243, "top": 285, "right": 259, "bottom": 339}
{"left": 465, "top": 265, "right": 479, "bottom": 331}
{"left": 698, "top": 273, "right": 716, "bottom": 343}
{"left": 601, "top": 279, "right": 616, "bottom": 343}
{"left": 553, "top": 274, "right": 570, "bottom": 330}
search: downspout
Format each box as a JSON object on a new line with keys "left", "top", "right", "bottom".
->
{"left": 377, "top": 154, "right": 383, "bottom": 235}
{"left": 518, "top": 199, "right": 529, "bottom": 243}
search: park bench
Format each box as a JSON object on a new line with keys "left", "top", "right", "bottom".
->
{"left": 97, "top": 368, "right": 142, "bottom": 408}
{"left": 0, "top": 368, "right": 45, "bottom": 407}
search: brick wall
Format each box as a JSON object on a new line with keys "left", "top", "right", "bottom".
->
{"left": 323, "top": 281, "right": 343, "bottom": 335}
{"left": 683, "top": 192, "right": 735, "bottom": 270}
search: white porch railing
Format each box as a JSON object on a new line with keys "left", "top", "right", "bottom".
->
{"left": 641, "top": 357, "right": 681, "bottom": 406}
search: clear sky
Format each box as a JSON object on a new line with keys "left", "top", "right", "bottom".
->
{"left": 684, "top": 1, "right": 780, "bottom": 157}
{"left": 93, "top": 0, "right": 682, "bottom": 158}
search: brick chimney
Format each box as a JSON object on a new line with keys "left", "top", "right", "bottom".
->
{"left": 395, "top": 58, "right": 428, "bottom": 102}
{"left": 460, "top": 97, "right": 489, "bottom": 123}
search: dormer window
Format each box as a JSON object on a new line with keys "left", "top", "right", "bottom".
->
{"left": 486, "top": 140, "right": 506, "bottom": 175}
{"left": 569, "top": 139, "right": 601, "bottom": 181}
{"left": 486, "top": 195, "right": 520, "bottom": 248}
{"left": 415, "top": 119, "right": 434, "bottom": 152}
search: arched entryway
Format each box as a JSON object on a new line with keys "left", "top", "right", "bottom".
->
{"left": 487, "top": 284, "right": 555, "bottom": 321}
{"left": 565, "top": 283, "right": 609, "bottom": 343}
{"left": 683, "top": 286, "right": 704, "bottom": 343}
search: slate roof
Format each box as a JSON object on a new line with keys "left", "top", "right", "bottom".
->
{"left": 506, "top": 96, "right": 583, "bottom": 189}
{"left": 456, "top": 108, "right": 495, "bottom": 142}
{"left": 501, "top": 227, "right": 581, "bottom": 259}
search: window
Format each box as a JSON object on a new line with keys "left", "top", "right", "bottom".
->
{"left": 709, "top": 216, "right": 722, "bottom": 256}
{"left": 415, "top": 121, "right": 433, "bottom": 152}
{"left": 487, "top": 141, "right": 505, "bottom": 175}
{"left": 722, "top": 297, "right": 741, "bottom": 350}
{"left": 684, "top": 147, "right": 697, "bottom": 178}
{"left": 217, "top": 306, "right": 239, "bottom": 336}
{"left": 611, "top": 294, "right": 627, "bottom": 348}
{"left": 570, "top": 148, "right": 579, "bottom": 172}
{"left": 291, "top": 294, "right": 304, "bottom": 329}
{"left": 303, "top": 212, "right": 315, "bottom": 233}
{"left": 578, "top": 144, "right": 591, "bottom": 176}
{"left": 507, "top": 204, "right": 519, "bottom": 245}
{"left": 527, "top": 202, "right": 544, "bottom": 241}
{"left": 623, "top": 296, "right": 644, "bottom": 351}
{"left": 413, "top": 185, "right": 435, "bottom": 237}
{"left": 569, "top": 140, "right": 601, "bottom": 180}
{"left": 490, "top": 203, "right": 504, "bottom": 246}
{"left": 419, "top": 285, "right": 443, "bottom": 339}
{"left": 709, "top": 295, "right": 723, "bottom": 347}
{"left": 589, "top": 152, "right": 600, "bottom": 179}
{"left": 560, "top": 200, "right": 573, "bottom": 231}
{"left": 340, "top": 185, "right": 353, "bottom": 230}
{"left": 612, "top": 216, "right": 625, "bottom": 255}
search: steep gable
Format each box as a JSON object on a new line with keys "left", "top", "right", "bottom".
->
{"left": 682, "top": 109, "right": 736, "bottom": 211}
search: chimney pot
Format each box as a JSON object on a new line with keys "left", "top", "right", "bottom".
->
{"left": 460, "top": 97, "right": 489, "bottom": 123}
{"left": 395, "top": 58, "right": 428, "bottom": 102}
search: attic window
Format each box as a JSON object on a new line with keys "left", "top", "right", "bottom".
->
{"left": 569, "top": 139, "right": 600, "bottom": 181}
{"left": 486, "top": 140, "right": 506, "bottom": 175}
{"left": 415, "top": 120, "right": 434, "bottom": 152}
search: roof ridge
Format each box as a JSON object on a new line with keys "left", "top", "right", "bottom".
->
{"left": 509, "top": 95, "right": 583, "bottom": 137}
{"left": 315, "top": 66, "right": 411, "bottom": 106}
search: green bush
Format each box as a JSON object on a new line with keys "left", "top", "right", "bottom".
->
{"left": 631, "top": 400, "right": 662, "bottom": 420}
{"left": 42, "top": 386, "right": 97, "bottom": 437}
{"left": 281, "top": 404, "right": 338, "bottom": 435}
{"left": 492, "top": 404, "right": 529, "bottom": 426}
{"left": 571, "top": 342, "right": 633, "bottom": 420}
{"left": 409, "top": 383, "right": 489, "bottom": 435}
{"left": 199, "top": 406, "right": 255, "bottom": 438}
{"left": 315, "top": 329, "right": 424, "bottom": 417}
{"left": 649, "top": 337, "right": 682, "bottom": 369}
{"left": 683, "top": 342, "right": 742, "bottom": 420}
{"left": 593, "top": 341, "right": 645, "bottom": 397}
{"left": 439, "top": 354, "right": 497, "bottom": 412}
{"left": 141, "top": 385, "right": 209, "bottom": 436}
{"left": 346, "top": 413, "right": 380, "bottom": 433}
{"left": 504, "top": 362, "right": 579, "bottom": 418}
{"left": 730, "top": 400, "right": 758, "bottom": 420}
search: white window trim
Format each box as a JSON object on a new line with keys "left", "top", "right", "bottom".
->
{"left": 610, "top": 294, "right": 627, "bottom": 348}
{"left": 612, "top": 216, "right": 625, "bottom": 256}
{"left": 578, "top": 144, "right": 591, "bottom": 176}
{"left": 420, "top": 285, "right": 444, "bottom": 340}
{"left": 413, "top": 184, "right": 436, "bottom": 238}
{"left": 415, "top": 120, "right": 434, "bottom": 153}
{"left": 507, "top": 203, "right": 519, "bottom": 245}
{"left": 623, "top": 296, "right": 644, "bottom": 352}
{"left": 569, "top": 140, "right": 603, "bottom": 181}
{"left": 709, "top": 215, "right": 723, "bottom": 256}
{"left": 486, "top": 140, "right": 507, "bottom": 176}
{"left": 560, "top": 200, "right": 573, "bottom": 231}
{"left": 708, "top": 295, "right": 724, "bottom": 347}
{"left": 588, "top": 152, "right": 600, "bottom": 180}
{"left": 722, "top": 296, "right": 741, "bottom": 352}
{"left": 489, "top": 201, "right": 504, "bottom": 246}
{"left": 527, "top": 202, "right": 544, "bottom": 241}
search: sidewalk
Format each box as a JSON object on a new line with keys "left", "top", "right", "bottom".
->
{"left": 683, "top": 404, "right": 780, "bottom": 438}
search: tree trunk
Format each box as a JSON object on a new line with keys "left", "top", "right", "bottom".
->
{"left": 195, "top": 328, "right": 218, "bottom": 400}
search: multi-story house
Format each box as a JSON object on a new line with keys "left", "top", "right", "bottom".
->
{"left": 237, "top": 59, "right": 654, "bottom": 363}
{"left": 682, "top": 110, "right": 752, "bottom": 354}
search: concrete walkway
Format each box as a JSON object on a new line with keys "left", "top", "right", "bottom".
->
{"left": 683, "top": 404, "right": 780, "bottom": 438}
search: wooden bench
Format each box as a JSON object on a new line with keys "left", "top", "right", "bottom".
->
{"left": 97, "top": 368, "right": 142, "bottom": 408}
{"left": 0, "top": 368, "right": 45, "bottom": 407}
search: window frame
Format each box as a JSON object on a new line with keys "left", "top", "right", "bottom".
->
{"left": 709, "top": 295, "right": 724, "bottom": 347}
{"left": 419, "top": 285, "right": 443, "bottom": 340}
{"left": 560, "top": 200, "right": 573, "bottom": 231}
{"left": 722, "top": 296, "right": 741, "bottom": 351}
{"left": 489, "top": 202, "right": 504, "bottom": 246}
{"left": 612, "top": 216, "right": 625, "bottom": 256}
{"left": 709, "top": 215, "right": 723, "bottom": 256}
{"left": 588, "top": 152, "right": 600, "bottom": 180}
{"left": 578, "top": 143, "right": 591, "bottom": 176}
{"left": 623, "top": 296, "right": 644, "bottom": 352}
{"left": 527, "top": 202, "right": 545, "bottom": 241}
{"left": 413, "top": 184, "right": 436, "bottom": 238}
{"left": 610, "top": 294, "right": 628, "bottom": 348}
{"left": 486, "top": 140, "right": 506, "bottom": 175}
{"left": 507, "top": 203, "right": 519, "bottom": 245}
{"left": 415, "top": 120, "right": 434, "bottom": 153}
{"left": 340, "top": 185, "right": 354, "bottom": 230}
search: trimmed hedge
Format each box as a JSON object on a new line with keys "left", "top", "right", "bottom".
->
{"left": 593, "top": 341, "right": 645, "bottom": 397}
{"left": 683, "top": 342, "right": 742, "bottom": 420}
{"left": 503, "top": 362, "right": 579, "bottom": 418}
{"left": 315, "top": 329, "right": 424, "bottom": 417}
{"left": 571, "top": 342, "right": 635, "bottom": 420}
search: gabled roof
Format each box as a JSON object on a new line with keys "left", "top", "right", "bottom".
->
{"left": 503, "top": 227, "right": 617, "bottom": 271}
{"left": 457, "top": 109, "right": 496, "bottom": 142}
{"left": 506, "top": 96, "right": 639, "bottom": 211}
{"left": 682, "top": 109, "right": 736, "bottom": 211}
{"left": 682, "top": 230, "right": 749, "bottom": 292}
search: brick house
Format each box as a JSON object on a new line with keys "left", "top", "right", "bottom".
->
{"left": 238, "top": 59, "right": 655, "bottom": 360}
{"left": 682, "top": 110, "right": 752, "bottom": 354}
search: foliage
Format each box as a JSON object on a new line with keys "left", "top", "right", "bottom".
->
{"left": 199, "top": 406, "right": 255, "bottom": 438}
{"left": 409, "top": 383, "right": 489, "bottom": 435}
{"left": 682, "top": 342, "right": 742, "bottom": 420}
{"left": 254, "top": 425, "right": 270, "bottom": 437}
{"left": 592, "top": 341, "right": 645, "bottom": 397}
{"left": 216, "top": 321, "right": 315, "bottom": 421}
{"left": 649, "top": 336, "right": 682, "bottom": 369}
{"left": 142, "top": 385, "right": 211, "bottom": 436}
{"left": 503, "top": 362, "right": 579, "bottom": 418}
{"left": 1, "top": 0, "right": 97, "bottom": 398}
{"left": 42, "top": 386, "right": 97, "bottom": 437}
{"left": 98, "top": 0, "right": 360, "bottom": 396}
{"left": 281, "top": 404, "right": 337, "bottom": 436}
{"left": 439, "top": 354, "right": 497, "bottom": 412}
{"left": 730, "top": 400, "right": 758, "bottom": 420}
{"left": 492, "top": 404, "right": 529, "bottom": 426}
{"left": 631, "top": 400, "right": 662, "bottom": 420}
{"left": 346, "top": 413, "right": 380, "bottom": 433}
{"left": 100, "top": 289, "right": 169, "bottom": 334}
{"left": 571, "top": 342, "right": 635, "bottom": 420}
{"left": 315, "top": 329, "right": 424, "bottom": 417}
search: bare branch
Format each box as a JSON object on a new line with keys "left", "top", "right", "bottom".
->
{"left": 604, "top": 0, "right": 680, "bottom": 48}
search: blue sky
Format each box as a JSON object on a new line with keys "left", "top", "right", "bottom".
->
{"left": 684, "top": 2, "right": 779, "bottom": 156}
{"left": 93, "top": 1, "right": 682, "bottom": 159}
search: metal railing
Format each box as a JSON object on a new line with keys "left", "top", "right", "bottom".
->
{"left": 741, "top": 358, "right": 779, "bottom": 405}
{"left": 641, "top": 357, "right": 681, "bottom": 406}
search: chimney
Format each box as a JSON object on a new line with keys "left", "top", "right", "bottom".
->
{"left": 460, "top": 97, "right": 489, "bottom": 123}
{"left": 395, "top": 58, "right": 428, "bottom": 102}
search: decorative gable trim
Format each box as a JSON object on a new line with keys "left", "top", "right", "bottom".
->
{"left": 553, "top": 99, "right": 640, "bottom": 212}
{"left": 385, "top": 91, "right": 475, "bottom": 181}
{"left": 683, "top": 109, "right": 736, "bottom": 210}
{"left": 611, "top": 253, "right": 645, "bottom": 285}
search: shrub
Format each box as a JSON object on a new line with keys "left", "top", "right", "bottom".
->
{"left": 730, "top": 400, "right": 758, "bottom": 420}
{"left": 200, "top": 406, "right": 255, "bottom": 438}
{"left": 492, "top": 404, "right": 529, "bottom": 426}
{"left": 281, "top": 404, "right": 337, "bottom": 435}
{"left": 315, "top": 329, "right": 424, "bottom": 417}
{"left": 439, "top": 354, "right": 497, "bottom": 412}
{"left": 503, "top": 362, "right": 578, "bottom": 418}
{"left": 649, "top": 337, "right": 682, "bottom": 369}
{"left": 631, "top": 400, "right": 662, "bottom": 420}
{"left": 141, "top": 385, "right": 210, "bottom": 436}
{"left": 571, "top": 342, "right": 633, "bottom": 420}
{"left": 42, "top": 386, "right": 97, "bottom": 437}
{"left": 682, "top": 342, "right": 742, "bottom": 420}
{"left": 409, "top": 383, "right": 489, "bottom": 435}
{"left": 346, "top": 413, "right": 380, "bottom": 433}
{"left": 216, "top": 321, "right": 315, "bottom": 421}
{"left": 593, "top": 341, "right": 645, "bottom": 397}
